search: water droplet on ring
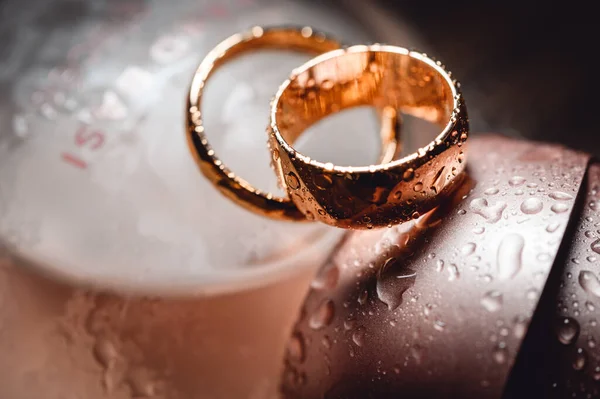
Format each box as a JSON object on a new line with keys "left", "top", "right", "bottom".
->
{"left": 286, "top": 172, "right": 300, "bottom": 189}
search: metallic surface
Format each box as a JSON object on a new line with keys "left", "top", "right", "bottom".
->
{"left": 187, "top": 26, "right": 405, "bottom": 223}
{"left": 270, "top": 46, "right": 468, "bottom": 228}
{"left": 281, "top": 135, "right": 590, "bottom": 398}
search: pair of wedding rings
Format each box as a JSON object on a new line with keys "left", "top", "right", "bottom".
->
{"left": 187, "top": 26, "right": 469, "bottom": 230}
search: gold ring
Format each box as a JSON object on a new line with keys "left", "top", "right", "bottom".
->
{"left": 187, "top": 26, "right": 402, "bottom": 222}
{"left": 268, "top": 45, "right": 468, "bottom": 229}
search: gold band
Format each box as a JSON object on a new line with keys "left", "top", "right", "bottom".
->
{"left": 186, "top": 26, "right": 402, "bottom": 222}
{"left": 269, "top": 45, "right": 469, "bottom": 229}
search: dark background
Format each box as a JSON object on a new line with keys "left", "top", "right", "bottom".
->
{"left": 376, "top": 0, "right": 597, "bottom": 157}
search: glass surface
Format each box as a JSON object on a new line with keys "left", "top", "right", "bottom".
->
{"left": 0, "top": 0, "right": 378, "bottom": 295}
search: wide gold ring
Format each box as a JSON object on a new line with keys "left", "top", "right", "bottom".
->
{"left": 268, "top": 45, "right": 469, "bottom": 229}
{"left": 187, "top": 26, "right": 402, "bottom": 222}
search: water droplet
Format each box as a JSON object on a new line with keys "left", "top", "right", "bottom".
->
{"left": 357, "top": 290, "right": 369, "bottom": 305}
{"left": 434, "top": 319, "right": 446, "bottom": 331}
{"left": 492, "top": 342, "right": 508, "bottom": 364}
{"left": 322, "top": 335, "right": 332, "bottom": 349}
{"left": 352, "top": 326, "right": 366, "bottom": 347}
{"left": 556, "top": 317, "right": 579, "bottom": 345}
{"left": 485, "top": 187, "right": 499, "bottom": 195}
{"left": 286, "top": 172, "right": 300, "bottom": 189}
{"left": 588, "top": 337, "right": 596, "bottom": 349}
{"left": 549, "top": 191, "right": 573, "bottom": 201}
{"left": 309, "top": 299, "right": 335, "bottom": 330}
{"left": 448, "top": 263, "right": 460, "bottom": 281}
{"left": 376, "top": 258, "right": 417, "bottom": 310}
{"left": 546, "top": 222, "right": 561, "bottom": 233}
{"left": 579, "top": 270, "right": 600, "bottom": 298}
{"left": 509, "top": 176, "right": 526, "bottom": 186}
{"left": 93, "top": 337, "right": 119, "bottom": 369}
{"left": 551, "top": 203, "right": 569, "bottom": 214}
{"left": 586, "top": 301, "right": 595, "bottom": 312}
{"left": 591, "top": 239, "right": 600, "bottom": 254}
{"left": 497, "top": 233, "right": 524, "bottom": 280}
{"left": 311, "top": 264, "right": 339, "bottom": 291}
{"left": 314, "top": 173, "right": 333, "bottom": 190}
{"left": 461, "top": 242, "right": 476, "bottom": 256}
{"left": 436, "top": 259, "right": 444, "bottom": 272}
{"left": 470, "top": 198, "right": 507, "bottom": 223}
{"left": 526, "top": 288, "right": 539, "bottom": 300}
{"left": 586, "top": 230, "right": 596, "bottom": 239}
{"left": 573, "top": 348, "right": 586, "bottom": 370}
{"left": 305, "top": 210, "right": 315, "bottom": 220}
{"left": 481, "top": 291, "right": 503, "bottom": 312}
{"left": 537, "top": 252, "right": 552, "bottom": 262}
{"left": 513, "top": 316, "right": 528, "bottom": 339}
{"left": 590, "top": 201, "right": 598, "bottom": 211}
{"left": 287, "top": 333, "right": 306, "bottom": 362}
{"left": 272, "top": 149, "right": 280, "bottom": 162}
{"left": 403, "top": 168, "right": 415, "bottom": 181}
{"left": 393, "top": 365, "right": 401, "bottom": 374}
{"left": 520, "top": 198, "right": 543, "bottom": 214}
{"left": 594, "top": 367, "right": 600, "bottom": 381}
{"left": 587, "top": 256, "right": 597, "bottom": 263}
{"left": 393, "top": 190, "right": 402, "bottom": 200}
{"left": 344, "top": 317, "right": 356, "bottom": 331}
{"left": 414, "top": 182, "right": 423, "bottom": 192}
{"left": 473, "top": 226, "right": 485, "bottom": 234}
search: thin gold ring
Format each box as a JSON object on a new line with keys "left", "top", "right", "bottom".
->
{"left": 186, "top": 26, "right": 402, "bottom": 221}
{"left": 268, "top": 45, "right": 469, "bottom": 229}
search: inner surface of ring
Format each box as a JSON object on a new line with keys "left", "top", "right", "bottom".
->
{"left": 275, "top": 48, "right": 454, "bottom": 149}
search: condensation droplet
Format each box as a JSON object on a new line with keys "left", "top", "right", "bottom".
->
{"left": 286, "top": 172, "right": 301, "bottom": 189}
{"left": 357, "top": 290, "right": 369, "bottom": 305}
{"left": 586, "top": 301, "right": 596, "bottom": 312}
{"left": 272, "top": 149, "right": 280, "bottom": 162}
{"left": 591, "top": 239, "right": 600, "bottom": 254}
{"left": 492, "top": 342, "right": 508, "bottom": 364}
{"left": 414, "top": 182, "right": 423, "bottom": 192}
{"left": 352, "top": 326, "right": 366, "bottom": 347}
{"left": 481, "top": 291, "right": 503, "bottom": 312}
{"left": 549, "top": 191, "right": 573, "bottom": 201}
{"left": 546, "top": 222, "right": 561, "bottom": 233}
{"left": 513, "top": 316, "right": 528, "bottom": 339}
{"left": 551, "top": 203, "right": 569, "bottom": 214}
{"left": 448, "top": 263, "right": 460, "bottom": 281}
{"left": 434, "top": 319, "right": 446, "bottom": 331}
{"left": 497, "top": 233, "right": 524, "bottom": 280}
{"left": 509, "top": 176, "right": 526, "bottom": 187}
{"left": 470, "top": 198, "right": 507, "bottom": 223}
{"left": 473, "top": 226, "right": 485, "bottom": 234}
{"left": 436, "top": 259, "right": 444, "bottom": 272}
{"left": 520, "top": 198, "right": 543, "bottom": 214}
{"left": 403, "top": 168, "right": 415, "bottom": 181}
{"left": 556, "top": 317, "right": 579, "bottom": 345}
{"left": 287, "top": 333, "right": 306, "bottom": 362}
{"left": 573, "top": 348, "right": 586, "bottom": 370}
{"left": 376, "top": 258, "right": 417, "bottom": 310}
{"left": 93, "top": 337, "right": 119, "bottom": 369}
{"left": 537, "top": 252, "right": 552, "bottom": 262}
{"left": 579, "top": 270, "right": 600, "bottom": 298}
{"left": 461, "top": 242, "right": 476, "bottom": 256}
{"left": 484, "top": 187, "right": 499, "bottom": 195}
{"left": 588, "top": 337, "right": 597, "bottom": 349}
{"left": 309, "top": 299, "right": 335, "bottom": 330}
